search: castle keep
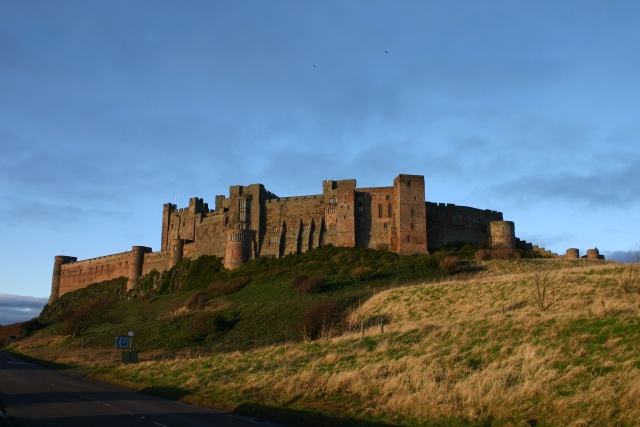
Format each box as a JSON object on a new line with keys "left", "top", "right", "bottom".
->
{"left": 49, "top": 174, "right": 519, "bottom": 303}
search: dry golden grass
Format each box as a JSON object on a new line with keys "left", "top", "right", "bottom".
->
{"left": 11, "top": 259, "right": 640, "bottom": 426}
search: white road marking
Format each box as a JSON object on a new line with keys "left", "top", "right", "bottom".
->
{"left": 153, "top": 422, "right": 169, "bottom": 427}
{"left": 102, "top": 402, "right": 134, "bottom": 415}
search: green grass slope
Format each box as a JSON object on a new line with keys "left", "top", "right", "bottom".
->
{"left": 5, "top": 249, "right": 640, "bottom": 426}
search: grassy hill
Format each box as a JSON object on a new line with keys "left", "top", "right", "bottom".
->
{"left": 3, "top": 246, "right": 640, "bottom": 426}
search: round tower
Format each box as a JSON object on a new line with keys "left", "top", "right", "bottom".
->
{"left": 489, "top": 221, "right": 516, "bottom": 250}
{"left": 565, "top": 248, "right": 580, "bottom": 259}
{"left": 169, "top": 238, "right": 184, "bottom": 268}
{"left": 127, "top": 246, "right": 150, "bottom": 291}
{"left": 224, "top": 229, "right": 255, "bottom": 270}
{"left": 49, "top": 255, "right": 77, "bottom": 304}
{"left": 587, "top": 248, "right": 601, "bottom": 260}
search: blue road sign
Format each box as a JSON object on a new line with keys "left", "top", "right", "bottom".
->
{"left": 115, "top": 336, "right": 130, "bottom": 349}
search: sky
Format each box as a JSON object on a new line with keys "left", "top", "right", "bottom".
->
{"left": 1, "top": 1, "right": 639, "bottom": 324}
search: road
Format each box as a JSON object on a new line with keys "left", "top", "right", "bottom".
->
{"left": 0, "top": 351, "right": 290, "bottom": 427}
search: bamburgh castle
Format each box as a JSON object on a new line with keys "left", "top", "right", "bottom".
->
{"left": 49, "top": 174, "right": 602, "bottom": 303}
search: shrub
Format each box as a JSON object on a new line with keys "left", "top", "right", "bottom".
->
{"left": 529, "top": 270, "right": 563, "bottom": 311}
{"left": 351, "top": 266, "right": 374, "bottom": 281}
{"left": 439, "top": 256, "right": 460, "bottom": 274}
{"left": 491, "top": 249, "right": 517, "bottom": 260}
{"left": 291, "top": 275, "right": 309, "bottom": 289}
{"left": 186, "top": 290, "right": 208, "bottom": 311}
{"left": 61, "top": 298, "right": 110, "bottom": 337}
{"left": 296, "top": 303, "right": 344, "bottom": 340}
{"left": 475, "top": 249, "right": 491, "bottom": 261}
{"left": 207, "top": 276, "right": 251, "bottom": 298}
{"left": 138, "top": 269, "right": 160, "bottom": 293}
{"left": 293, "top": 276, "right": 326, "bottom": 294}
{"left": 618, "top": 264, "right": 640, "bottom": 293}
{"left": 211, "top": 312, "right": 239, "bottom": 333}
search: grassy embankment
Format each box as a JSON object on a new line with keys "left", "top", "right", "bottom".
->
{"left": 3, "top": 247, "right": 640, "bottom": 426}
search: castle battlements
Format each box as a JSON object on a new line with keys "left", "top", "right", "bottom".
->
{"left": 50, "top": 173, "right": 598, "bottom": 304}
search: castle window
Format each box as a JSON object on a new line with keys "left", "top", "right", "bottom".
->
{"left": 411, "top": 209, "right": 414, "bottom": 216}
{"left": 453, "top": 214, "right": 462, "bottom": 222}
{"left": 327, "top": 208, "right": 336, "bottom": 214}
{"left": 269, "top": 237, "right": 278, "bottom": 244}
{"left": 411, "top": 223, "right": 414, "bottom": 230}
{"left": 329, "top": 224, "right": 337, "bottom": 230}
{"left": 388, "top": 204, "right": 392, "bottom": 217}
{"left": 359, "top": 216, "right": 365, "bottom": 229}
{"left": 378, "top": 204, "right": 382, "bottom": 218}
{"left": 357, "top": 195, "right": 363, "bottom": 202}
{"left": 472, "top": 217, "right": 480, "bottom": 224}
{"left": 452, "top": 225, "right": 465, "bottom": 231}
{"left": 358, "top": 206, "right": 363, "bottom": 212}
{"left": 407, "top": 236, "right": 411, "bottom": 242}
{"left": 238, "top": 200, "right": 250, "bottom": 222}
{"left": 407, "top": 181, "right": 412, "bottom": 187}
{"left": 386, "top": 195, "right": 390, "bottom": 200}
{"left": 272, "top": 227, "right": 279, "bottom": 232}
{"left": 329, "top": 197, "right": 337, "bottom": 204}
{"left": 303, "top": 224, "right": 309, "bottom": 230}
{"left": 383, "top": 223, "right": 388, "bottom": 229}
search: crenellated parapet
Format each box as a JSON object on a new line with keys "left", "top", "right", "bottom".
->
{"left": 51, "top": 173, "right": 601, "bottom": 303}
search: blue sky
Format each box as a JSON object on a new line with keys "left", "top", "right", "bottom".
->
{"left": 1, "top": 1, "right": 639, "bottom": 324}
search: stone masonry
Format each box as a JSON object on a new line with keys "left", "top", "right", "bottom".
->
{"left": 49, "top": 173, "right": 574, "bottom": 303}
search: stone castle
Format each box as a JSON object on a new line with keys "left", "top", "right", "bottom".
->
{"left": 49, "top": 174, "right": 601, "bottom": 303}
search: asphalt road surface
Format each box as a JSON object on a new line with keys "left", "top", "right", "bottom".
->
{"left": 0, "top": 351, "right": 290, "bottom": 427}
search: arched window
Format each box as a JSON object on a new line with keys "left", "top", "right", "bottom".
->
{"left": 378, "top": 204, "right": 383, "bottom": 218}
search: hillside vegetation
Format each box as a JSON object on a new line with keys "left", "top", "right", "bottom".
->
{"left": 4, "top": 246, "right": 640, "bottom": 426}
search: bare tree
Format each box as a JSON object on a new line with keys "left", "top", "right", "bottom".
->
{"left": 617, "top": 243, "right": 640, "bottom": 294}
{"left": 529, "top": 270, "right": 564, "bottom": 312}
{"left": 627, "top": 243, "right": 640, "bottom": 264}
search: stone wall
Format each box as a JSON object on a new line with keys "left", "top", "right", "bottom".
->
{"left": 58, "top": 252, "right": 130, "bottom": 297}
{"left": 426, "top": 203, "right": 503, "bottom": 249}
{"left": 51, "top": 173, "right": 512, "bottom": 300}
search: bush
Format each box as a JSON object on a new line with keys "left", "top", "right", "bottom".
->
{"left": 61, "top": 298, "right": 110, "bottom": 337}
{"left": 475, "top": 249, "right": 491, "bottom": 261}
{"left": 186, "top": 290, "right": 208, "bottom": 311}
{"left": 292, "top": 276, "right": 326, "bottom": 294}
{"left": 296, "top": 303, "right": 344, "bottom": 340}
{"left": 211, "top": 312, "right": 239, "bottom": 333}
{"left": 207, "top": 276, "right": 251, "bottom": 298}
{"left": 439, "top": 256, "right": 460, "bottom": 274}
{"left": 351, "top": 266, "right": 374, "bottom": 281}
{"left": 291, "top": 275, "right": 309, "bottom": 288}
{"left": 491, "top": 249, "right": 517, "bottom": 260}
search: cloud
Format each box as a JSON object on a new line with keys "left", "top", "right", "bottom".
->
{"left": 485, "top": 151, "right": 640, "bottom": 209}
{"left": 0, "top": 293, "right": 48, "bottom": 326}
